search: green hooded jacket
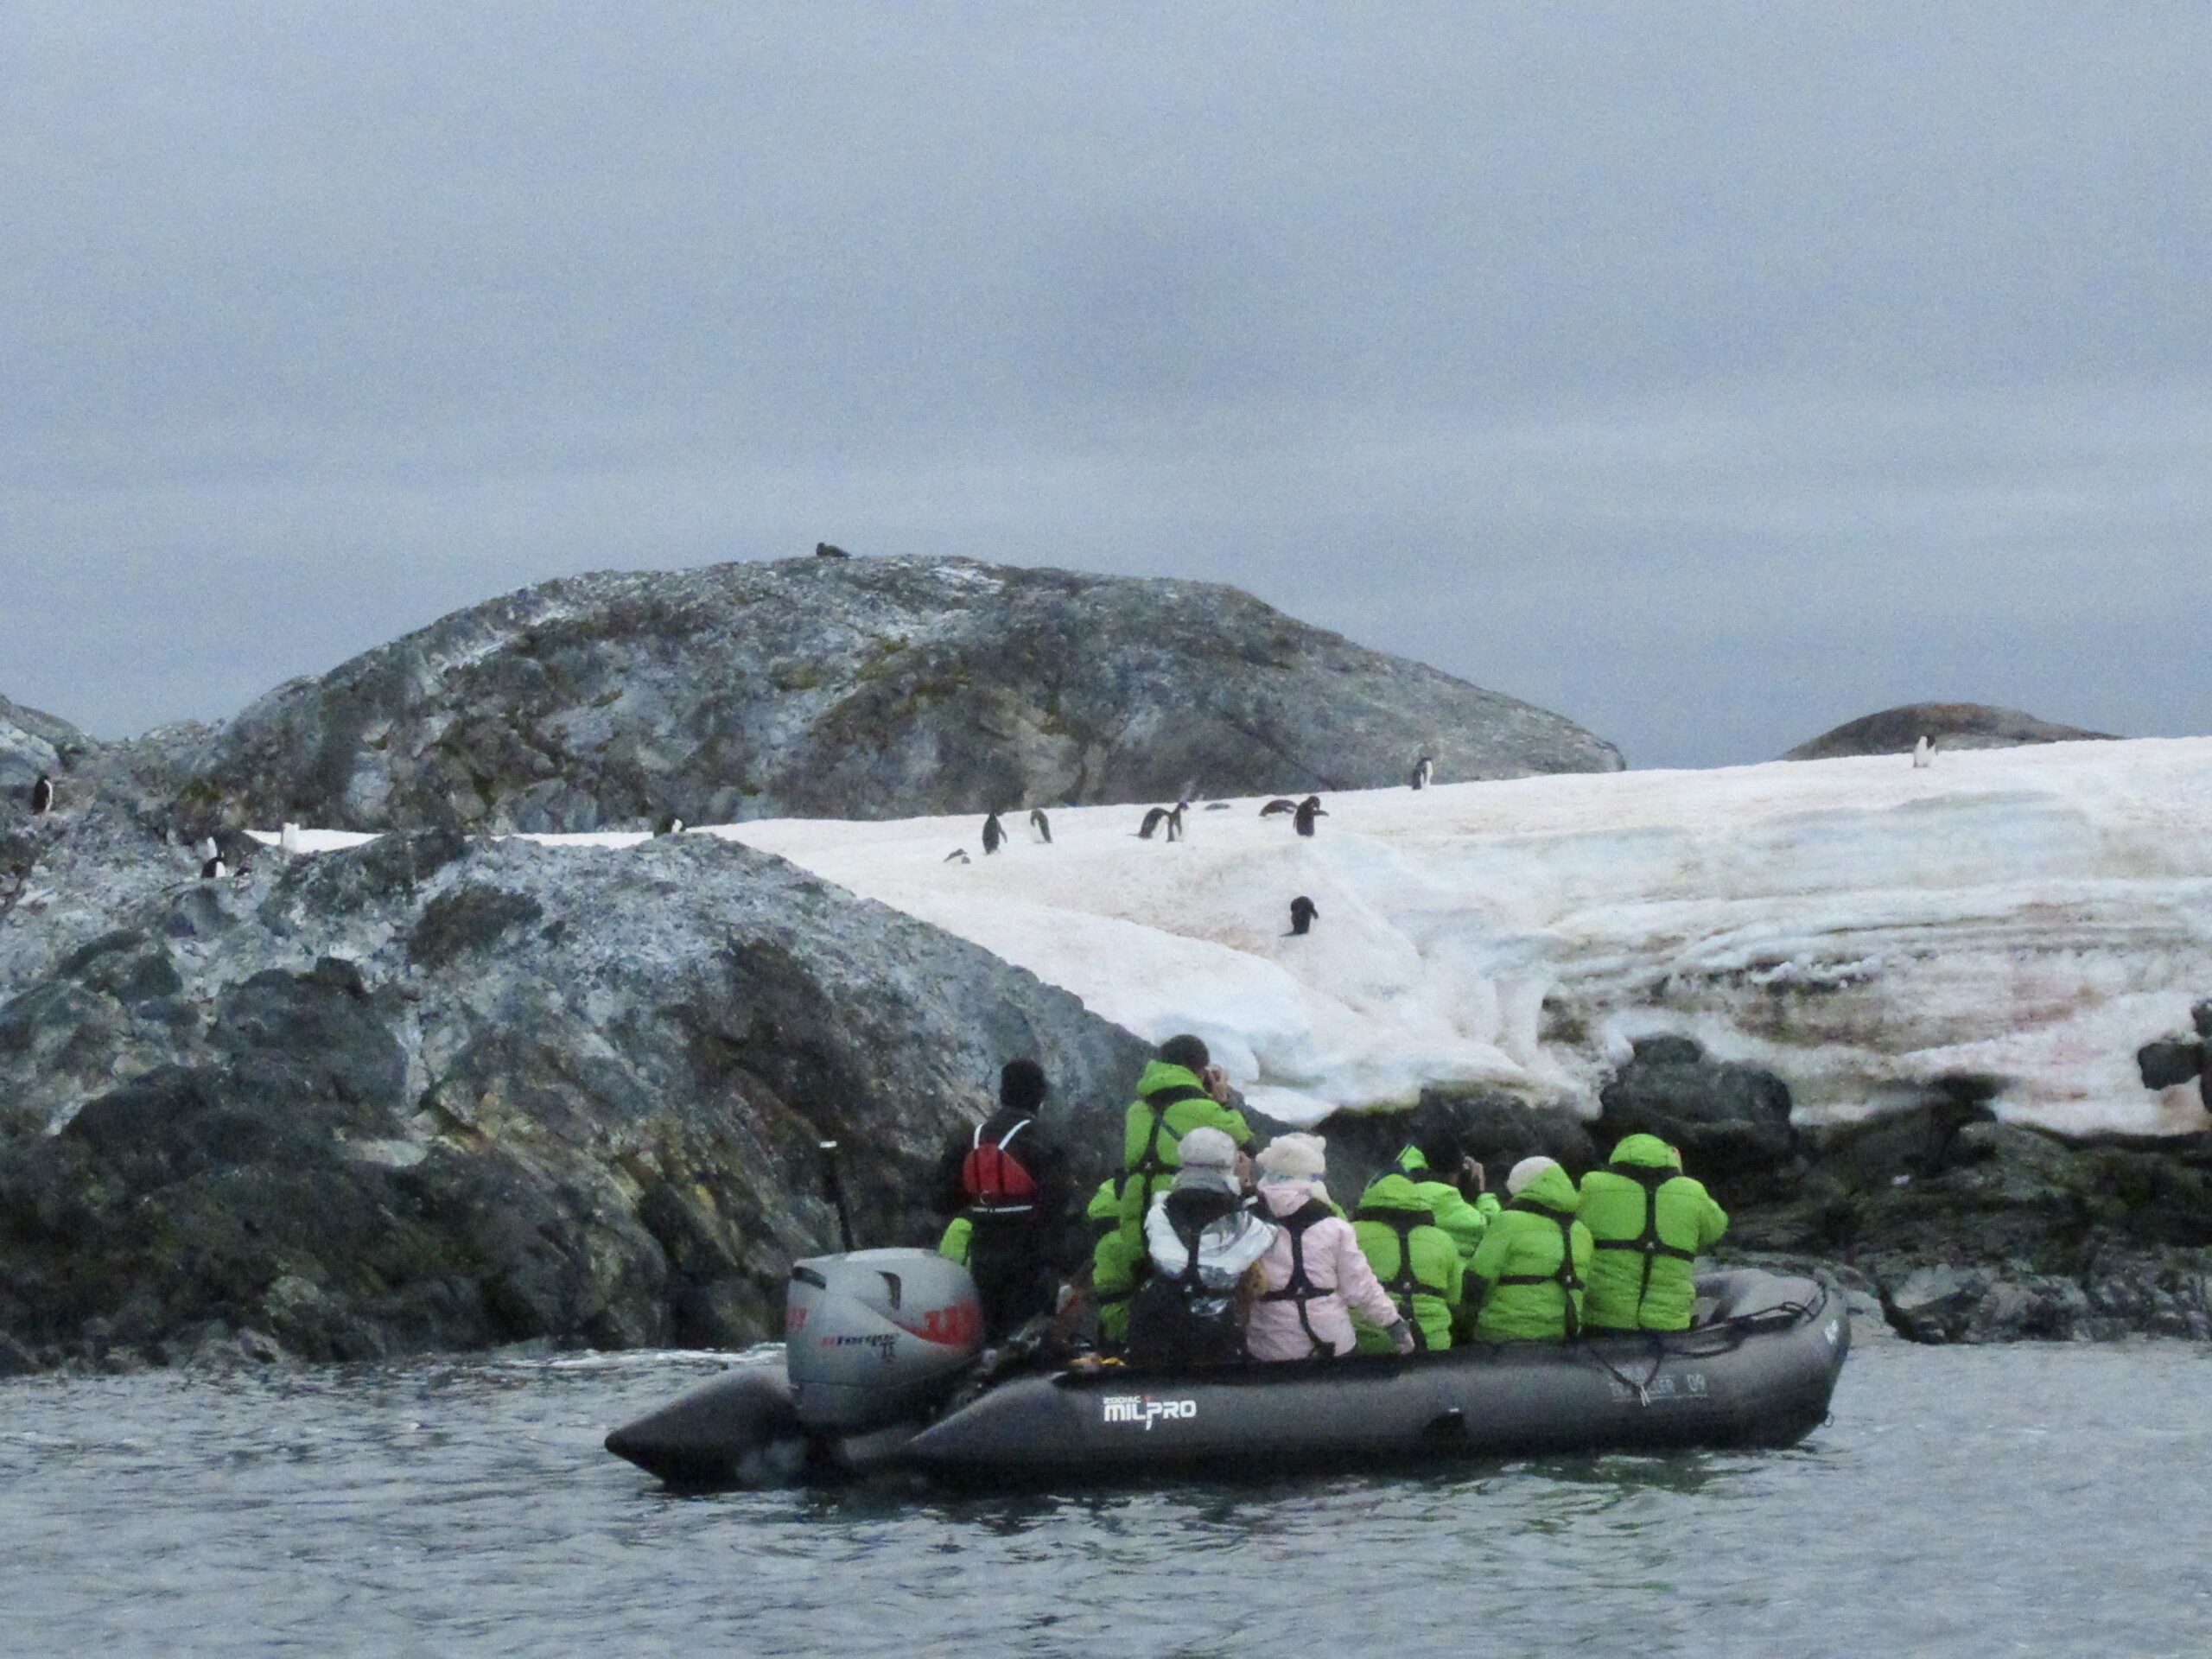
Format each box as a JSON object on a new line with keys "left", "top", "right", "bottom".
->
{"left": 1349, "top": 1170, "right": 1464, "bottom": 1351}
{"left": 1388, "top": 1145, "right": 1502, "bottom": 1262}
{"left": 1467, "top": 1162, "right": 1592, "bottom": 1342}
{"left": 1114, "top": 1059, "right": 1255, "bottom": 1241}
{"left": 1576, "top": 1133, "right": 1728, "bottom": 1332}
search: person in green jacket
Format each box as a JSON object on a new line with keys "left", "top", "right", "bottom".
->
{"left": 1466, "top": 1156, "right": 1592, "bottom": 1342}
{"left": 1384, "top": 1132, "right": 1501, "bottom": 1263}
{"left": 1350, "top": 1153, "right": 1465, "bottom": 1351}
{"left": 1085, "top": 1178, "right": 1142, "bottom": 1351}
{"left": 1575, "top": 1133, "right": 1729, "bottom": 1332}
{"left": 1113, "top": 1034, "right": 1255, "bottom": 1244}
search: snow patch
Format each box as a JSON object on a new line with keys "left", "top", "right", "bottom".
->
{"left": 259, "top": 736, "right": 2212, "bottom": 1135}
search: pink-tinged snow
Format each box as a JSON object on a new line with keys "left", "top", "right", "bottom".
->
{"left": 258, "top": 736, "right": 2212, "bottom": 1135}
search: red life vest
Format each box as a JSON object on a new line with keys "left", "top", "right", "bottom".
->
{"left": 960, "top": 1117, "right": 1039, "bottom": 1217}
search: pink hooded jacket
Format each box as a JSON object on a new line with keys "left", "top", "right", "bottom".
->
{"left": 1245, "top": 1179, "right": 1402, "bottom": 1360}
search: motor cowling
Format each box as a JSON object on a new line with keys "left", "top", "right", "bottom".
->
{"left": 784, "top": 1248, "right": 985, "bottom": 1432}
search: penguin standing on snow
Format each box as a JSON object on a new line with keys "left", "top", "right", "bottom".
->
{"left": 1410, "top": 755, "right": 1433, "bottom": 791}
{"left": 1259, "top": 798, "right": 1296, "bottom": 817}
{"left": 1288, "top": 896, "right": 1318, "bottom": 937}
{"left": 982, "top": 811, "right": 1004, "bottom": 855}
{"left": 1912, "top": 735, "right": 1933, "bottom": 769}
{"left": 30, "top": 773, "right": 54, "bottom": 815}
{"left": 1294, "top": 796, "right": 1325, "bottom": 838}
{"left": 1029, "top": 808, "right": 1052, "bottom": 844}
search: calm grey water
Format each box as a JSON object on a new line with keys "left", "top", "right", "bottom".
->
{"left": 6, "top": 1337, "right": 2210, "bottom": 1658}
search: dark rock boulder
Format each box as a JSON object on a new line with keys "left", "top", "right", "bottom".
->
{"left": 180, "top": 556, "right": 1624, "bottom": 834}
{"left": 1597, "top": 1035, "right": 1797, "bottom": 1199}
{"left": 1782, "top": 701, "right": 2116, "bottom": 761}
{"left": 0, "top": 830, "right": 1152, "bottom": 1370}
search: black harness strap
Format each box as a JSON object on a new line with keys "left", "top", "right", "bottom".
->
{"left": 1495, "top": 1198, "right": 1583, "bottom": 1340}
{"left": 1257, "top": 1198, "right": 1338, "bottom": 1357}
{"left": 1354, "top": 1202, "right": 1450, "bottom": 1352}
{"left": 1122, "top": 1084, "right": 1216, "bottom": 1205}
{"left": 1590, "top": 1164, "right": 1695, "bottom": 1309}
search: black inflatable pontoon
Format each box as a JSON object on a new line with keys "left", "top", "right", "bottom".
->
{"left": 607, "top": 1259, "right": 1849, "bottom": 1489}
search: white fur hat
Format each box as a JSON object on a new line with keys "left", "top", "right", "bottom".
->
{"left": 1255, "top": 1133, "right": 1327, "bottom": 1181}
{"left": 1505, "top": 1155, "right": 1559, "bottom": 1196}
{"left": 1176, "top": 1125, "right": 1237, "bottom": 1170}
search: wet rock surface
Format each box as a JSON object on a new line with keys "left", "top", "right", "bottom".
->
{"left": 175, "top": 556, "right": 1623, "bottom": 834}
{"left": 0, "top": 830, "right": 1147, "bottom": 1372}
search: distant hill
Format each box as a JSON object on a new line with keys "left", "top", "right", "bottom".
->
{"left": 179, "top": 556, "right": 1624, "bottom": 833}
{"left": 1783, "top": 702, "right": 2118, "bottom": 761}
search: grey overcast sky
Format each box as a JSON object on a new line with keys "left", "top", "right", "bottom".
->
{"left": 3, "top": 3, "right": 2207, "bottom": 766}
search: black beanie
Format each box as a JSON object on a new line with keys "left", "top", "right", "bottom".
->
{"left": 1000, "top": 1058, "right": 1048, "bottom": 1112}
{"left": 1158, "top": 1033, "right": 1211, "bottom": 1073}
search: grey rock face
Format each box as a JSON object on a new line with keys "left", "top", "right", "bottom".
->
{"left": 1782, "top": 701, "right": 2117, "bottom": 761}
{"left": 0, "top": 830, "right": 1148, "bottom": 1370}
{"left": 2, "top": 693, "right": 92, "bottom": 798}
{"left": 1597, "top": 1034, "right": 1798, "bottom": 1198}
{"left": 181, "top": 556, "right": 1624, "bottom": 834}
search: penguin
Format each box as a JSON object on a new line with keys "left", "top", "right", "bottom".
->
{"left": 815, "top": 542, "right": 851, "bottom": 559}
{"left": 1294, "top": 796, "right": 1325, "bottom": 838}
{"left": 200, "top": 856, "right": 227, "bottom": 880}
{"left": 1138, "top": 806, "right": 1172, "bottom": 840}
{"left": 1259, "top": 798, "right": 1297, "bottom": 817}
{"left": 30, "top": 772, "right": 54, "bottom": 815}
{"left": 1029, "top": 807, "right": 1052, "bottom": 844}
{"left": 944, "top": 848, "right": 971, "bottom": 864}
{"left": 982, "top": 811, "right": 1004, "bottom": 855}
{"left": 1912, "top": 735, "right": 1933, "bottom": 769}
{"left": 1288, "top": 895, "right": 1318, "bottom": 937}
{"left": 1411, "top": 755, "right": 1433, "bottom": 791}
{"left": 655, "top": 814, "right": 684, "bottom": 836}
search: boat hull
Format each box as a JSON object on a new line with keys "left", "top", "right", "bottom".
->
{"left": 900, "top": 1270, "right": 1848, "bottom": 1483}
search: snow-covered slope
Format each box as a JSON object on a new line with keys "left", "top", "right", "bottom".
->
{"left": 257, "top": 737, "right": 2212, "bottom": 1135}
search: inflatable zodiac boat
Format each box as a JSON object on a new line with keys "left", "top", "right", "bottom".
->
{"left": 605, "top": 1249, "right": 1849, "bottom": 1490}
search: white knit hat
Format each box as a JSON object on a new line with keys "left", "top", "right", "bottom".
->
{"left": 1505, "top": 1155, "right": 1558, "bottom": 1196}
{"left": 1177, "top": 1126, "right": 1237, "bottom": 1170}
{"left": 1255, "top": 1133, "right": 1326, "bottom": 1181}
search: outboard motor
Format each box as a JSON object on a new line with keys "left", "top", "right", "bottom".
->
{"left": 785, "top": 1248, "right": 985, "bottom": 1433}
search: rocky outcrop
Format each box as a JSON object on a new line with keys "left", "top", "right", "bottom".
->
{"left": 2, "top": 692, "right": 93, "bottom": 799}
{"left": 0, "top": 829, "right": 1149, "bottom": 1371}
{"left": 1597, "top": 1035, "right": 1798, "bottom": 1199}
{"left": 1783, "top": 702, "right": 2116, "bottom": 761}
{"left": 178, "top": 556, "right": 1623, "bottom": 835}
{"left": 1724, "top": 1105, "right": 2212, "bottom": 1342}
